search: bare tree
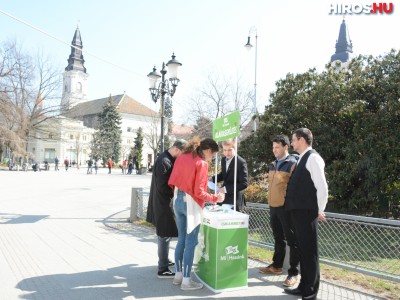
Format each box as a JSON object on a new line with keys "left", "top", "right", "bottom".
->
{"left": 184, "top": 73, "right": 254, "bottom": 129}
{"left": 121, "top": 144, "right": 132, "bottom": 162}
{"left": 143, "top": 112, "right": 161, "bottom": 159}
{"left": 191, "top": 116, "right": 213, "bottom": 139}
{"left": 0, "top": 39, "right": 62, "bottom": 162}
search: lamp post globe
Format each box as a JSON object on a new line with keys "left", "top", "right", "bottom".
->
{"left": 147, "top": 53, "right": 182, "bottom": 153}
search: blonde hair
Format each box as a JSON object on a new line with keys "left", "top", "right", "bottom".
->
{"left": 221, "top": 138, "right": 236, "bottom": 149}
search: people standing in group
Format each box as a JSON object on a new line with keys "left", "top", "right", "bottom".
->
{"left": 107, "top": 158, "right": 113, "bottom": 174}
{"left": 87, "top": 159, "right": 93, "bottom": 174}
{"left": 168, "top": 137, "right": 225, "bottom": 291}
{"left": 54, "top": 157, "right": 59, "bottom": 171}
{"left": 64, "top": 158, "right": 69, "bottom": 171}
{"left": 284, "top": 128, "right": 328, "bottom": 300}
{"left": 210, "top": 138, "right": 248, "bottom": 211}
{"left": 146, "top": 139, "right": 187, "bottom": 279}
{"left": 259, "top": 135, "right": 300, "bottom": 288}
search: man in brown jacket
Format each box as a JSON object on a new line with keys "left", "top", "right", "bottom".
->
{"left": 259, "top": 135, "right": 300, "bottom": 287}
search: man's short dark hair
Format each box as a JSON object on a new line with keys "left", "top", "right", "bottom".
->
{"left": 172, "top": 139, "right": 187, "bottom": 151}
{"left": 272, "top": 134, "right": 290, "bottom": 146}
{"left": 293, "top": 128, "right": 313, "bottom": 145}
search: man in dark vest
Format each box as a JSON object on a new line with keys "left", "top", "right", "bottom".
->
{"left": 284, "top": 128, "right": 328, "bottom": 300}
{"left": 146, "top": 139, "right": 187, "bottom": 278}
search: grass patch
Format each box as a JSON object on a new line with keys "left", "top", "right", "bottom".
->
{"left": 248, "top": 244, "right": 399, "bottom": 300}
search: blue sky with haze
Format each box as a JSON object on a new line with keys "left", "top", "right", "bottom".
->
{"left": 1, "top": 0, "right": 398, "bottom": 123}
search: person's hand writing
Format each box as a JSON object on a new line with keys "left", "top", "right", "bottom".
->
{"left": 216, "top": 192, "right": 225, "bottom": 203}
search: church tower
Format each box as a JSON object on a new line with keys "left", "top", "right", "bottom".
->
{"left": 330, "top": 19, "right": 353, "bottom": 64}
{"left": 61, "top": 26, "right": 89, "bottom": 109}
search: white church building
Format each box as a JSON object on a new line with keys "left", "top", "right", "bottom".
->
{"left": 28, "top": 27, "right": 160, "bottom": 167}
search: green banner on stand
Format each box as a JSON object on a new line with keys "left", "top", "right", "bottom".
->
{"left": 212, "top": 111, "right": 240, "bottom": 142}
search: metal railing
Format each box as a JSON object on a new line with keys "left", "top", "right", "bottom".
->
{"left": 130, "top": 188, "right": 400, "bottom": 282}
{"left": 244, "top": 202, "right": 400, "bottom": 283}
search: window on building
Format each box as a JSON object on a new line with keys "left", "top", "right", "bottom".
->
{"left": 127, "top": 139, "right": 131, "bottom": 144}
{"left": 49, "top": 134, "right": 53, "bottom": 139}
{"left": 76, "top": 82, "right": 82, "bottom": 93}
{"left": 127, "top": 127, "right": 131, "bottom": 132}
{"left": 44, "top": 148, "right": 56, "bottom": 163}
{"left": 83, "top": 135, "right": 87, "bottom": 141}
{"left": 70, "top": 134, "right": 74, "bottom": 140}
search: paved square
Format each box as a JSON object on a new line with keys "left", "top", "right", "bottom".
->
{"left": 0, "top": 168, "right": 382, "bottom": 299}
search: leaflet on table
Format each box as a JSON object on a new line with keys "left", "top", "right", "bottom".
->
{"left": 205, "top": 204, "right": 223, "bottom": 212}
{"left": 207, "top": 181, "right": 217, "bottom": 191}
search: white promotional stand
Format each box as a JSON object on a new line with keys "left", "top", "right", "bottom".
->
{"left": 195, "top": 206, "right": 249, "bottom": 292}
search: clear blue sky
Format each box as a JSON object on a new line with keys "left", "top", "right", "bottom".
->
{"left": 1, "top": 0, "right": 399, "bottom": 124}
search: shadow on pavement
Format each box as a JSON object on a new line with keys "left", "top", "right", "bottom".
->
{"left": 15, "top": 264, "right": 290, "bottom": 300}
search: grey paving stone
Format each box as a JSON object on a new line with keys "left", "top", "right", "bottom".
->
{"left": 0, "top": 169, "right": 384, "bottom": 299}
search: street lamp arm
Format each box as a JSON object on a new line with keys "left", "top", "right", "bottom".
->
{"left": 244, "top": 26, "right": 258, "bottom": 132}
{"left": 147, "top": 53, "right": 182, "bottom": 152}
{"left": 149, "top": 78, "right": 178, "bottom": 103}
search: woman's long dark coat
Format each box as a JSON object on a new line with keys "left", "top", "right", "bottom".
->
{"left": 146, "top": 150, "right": 178, "bottom": 237}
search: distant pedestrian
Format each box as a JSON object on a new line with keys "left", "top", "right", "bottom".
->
{"left": 64, "top": 158, "right": 69, "bottom": 171}
{"left": 54, "top": 157, "right": 59, "bottom": 171}
{"left": 87, "top": 159, "right": 93, "bottom": 174}
{"left": 94, "top": 160, "right": 99, "bottom": 174}
{"left": 134, "top": 157, "right": 139, "bottom": 174}
{"left": 107, "top": 158, "right": 113, "bottom": 174}
{"left": 122, "top": 159, "right": 127, "bottom": 174}
{"left": 127, "top": 160, "right": 133, "bottom": 175}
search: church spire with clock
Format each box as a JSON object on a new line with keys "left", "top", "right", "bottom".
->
{"left": 330, "top": 19, "right": 353, "bottom": 63}
{"left": 61, "top": 26, "right": 89, "bottom": 109}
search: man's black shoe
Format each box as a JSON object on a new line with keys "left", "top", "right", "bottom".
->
{"left": 284, "top": 287, "right": 302, "bottom": 296}
{"left": 168, "top": 259, "right": 175, "bottom": 267}
{"left": 157, "top": 269, "right": 175, "bottom": 278}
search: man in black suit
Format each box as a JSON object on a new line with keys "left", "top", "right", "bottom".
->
{"left": 211, "top": 138, "right": 248, "bottom": 211}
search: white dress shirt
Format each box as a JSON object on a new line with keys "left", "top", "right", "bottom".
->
{"left": 298, "top": 146, "right": 328, "bottom": 213}
{"left": 222, "top": 156, "right": 234, "bottom": 194}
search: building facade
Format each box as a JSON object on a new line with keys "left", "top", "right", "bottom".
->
{"left": 28, "top": 27, "right": 160, "bottom": 168}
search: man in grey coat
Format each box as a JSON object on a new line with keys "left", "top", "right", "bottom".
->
{"left": 146, "top": 139, "right": 187, "bottom": 278}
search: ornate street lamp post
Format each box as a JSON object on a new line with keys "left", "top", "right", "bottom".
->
{"left": 244, "top": 26, "right": 258, "bottom": 132}
{"left": 147, "top": 53, "right": 182, "bottom": 153}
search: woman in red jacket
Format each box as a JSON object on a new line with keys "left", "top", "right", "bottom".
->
{"left": 168, "top": 137, "right": 224, "bottom": 291}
